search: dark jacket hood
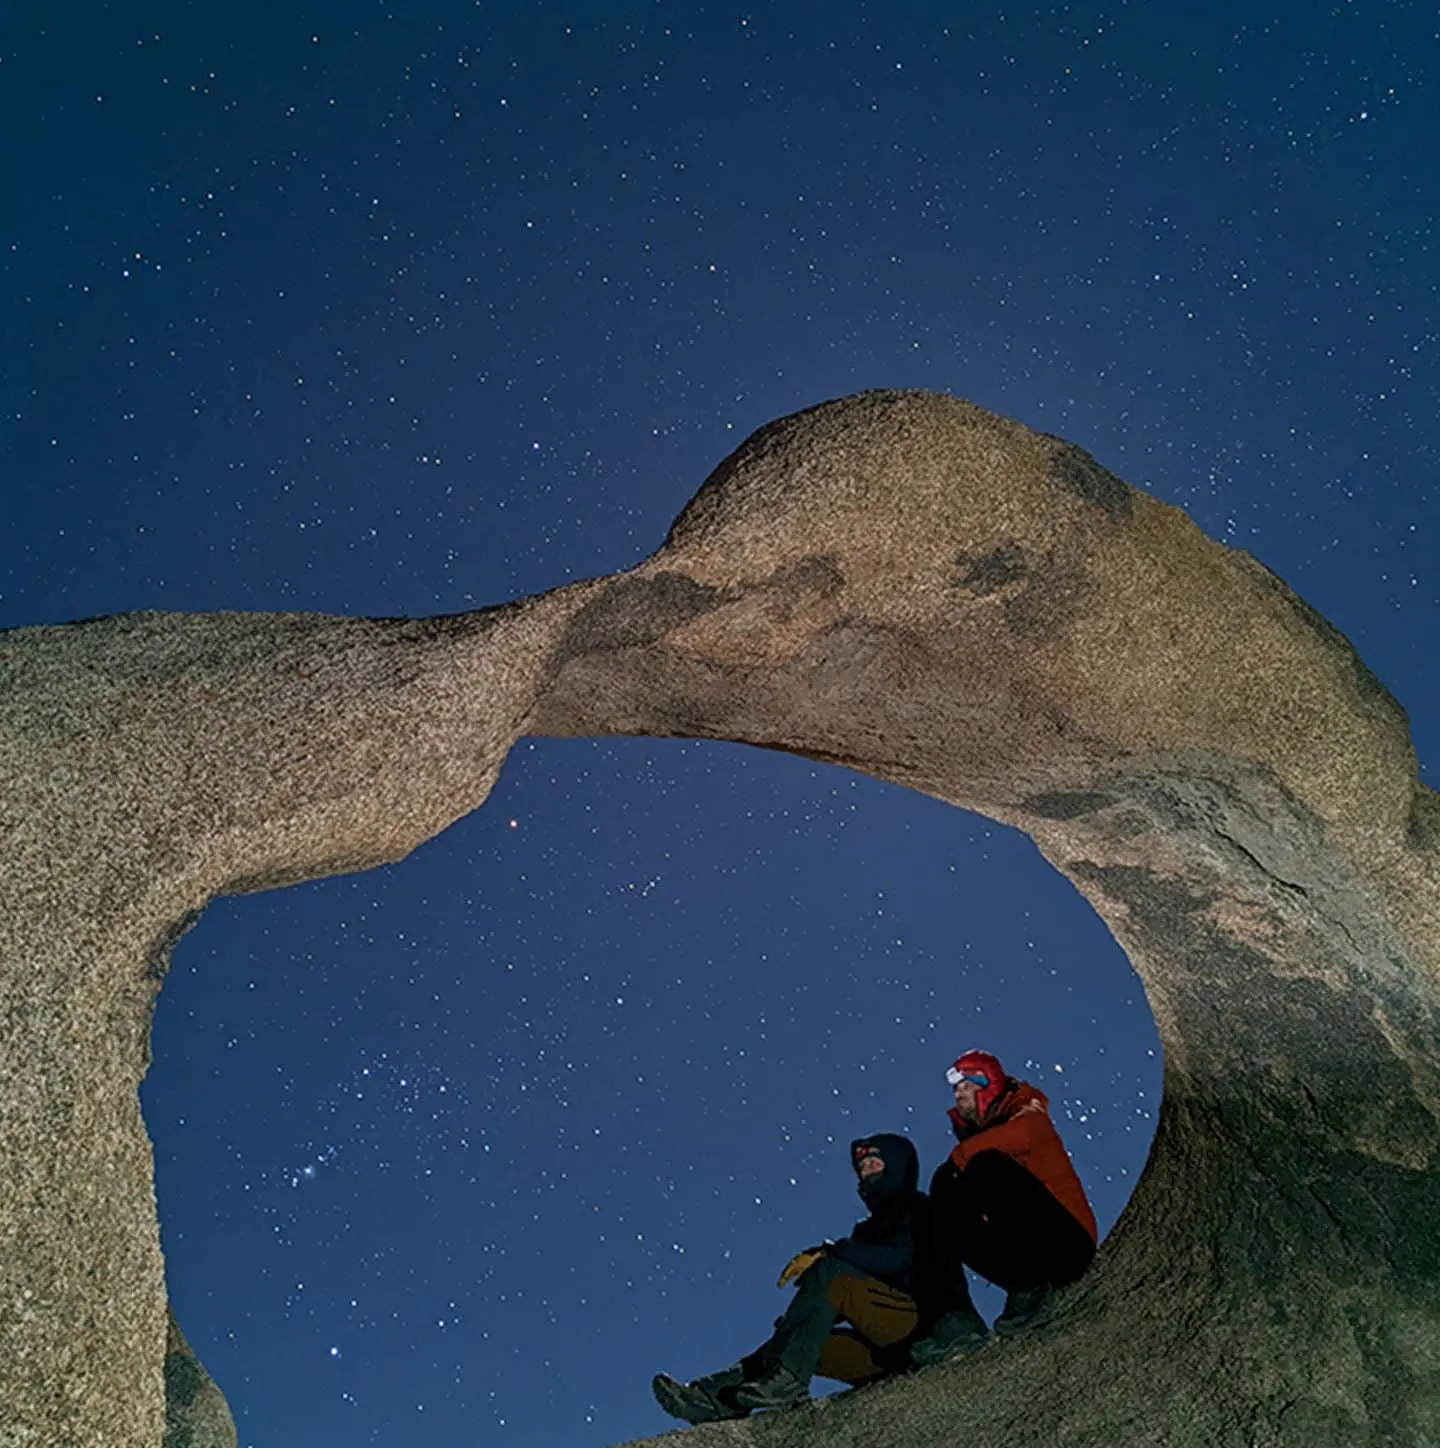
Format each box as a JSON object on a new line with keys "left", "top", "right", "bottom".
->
{"left": 851, "top": 1132, "right": 919, "bottom": 1207}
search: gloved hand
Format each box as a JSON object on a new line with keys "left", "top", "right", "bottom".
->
{"left": 776, "top": 1244, "right": 829, "bottom": 1288}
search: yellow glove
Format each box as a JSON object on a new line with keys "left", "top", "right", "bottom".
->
{"left": 776, "top": 1247, "right": 826, "bottom": 1288}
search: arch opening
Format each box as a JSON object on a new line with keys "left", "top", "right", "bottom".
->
{"left": 143, "top": 734, "right": 1161, "bottom": 1446}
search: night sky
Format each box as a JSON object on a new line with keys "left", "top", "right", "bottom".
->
{"left": 4, "top": 3, "right": 1438, "bottom": 1444}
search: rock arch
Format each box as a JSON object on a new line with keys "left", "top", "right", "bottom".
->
{"left": 1, "top": 390, "right": 1435, "bottom": 1448}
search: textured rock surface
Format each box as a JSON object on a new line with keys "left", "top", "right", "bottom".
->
{"left": 162, "top": 1308, "right": 236, "bottom": 1448}
{"left": 1, "top": 390, "right": 1436, "bottom": 1447}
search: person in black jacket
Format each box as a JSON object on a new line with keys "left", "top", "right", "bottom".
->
{"left": 653, "top": 1133, "right": 939, "bottom": 1424}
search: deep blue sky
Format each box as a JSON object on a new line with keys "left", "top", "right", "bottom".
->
{"left": 3, "top": 3, "right": 1436, "bottom": 1445}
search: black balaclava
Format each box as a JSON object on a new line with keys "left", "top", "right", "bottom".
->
{"left": 851, "top": 1132, "right": 919, "bottom": 1208}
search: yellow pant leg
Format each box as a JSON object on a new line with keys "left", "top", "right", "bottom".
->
{"left": 826, "top": 1271, "right": 919, "bottom": 1348}
{"left": 814, "top": 1270, "right": 920, "bottom": 1382}
{"left": 816, "top": 1328, "right": 881, "bottom": 1384}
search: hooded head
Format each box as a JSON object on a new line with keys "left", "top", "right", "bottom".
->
{"left": 850, "top": 1132, "right": 919, "bottom": 1207}
{"left": 946, "top": 1049, "right": 1009, "bottom": 1130}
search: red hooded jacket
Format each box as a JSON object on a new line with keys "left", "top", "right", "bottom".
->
{"left": 949, "top": 1080, "right": 1098, "bottom": 1244}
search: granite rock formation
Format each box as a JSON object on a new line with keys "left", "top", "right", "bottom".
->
{"left": 162, "top": 1308, "right": 236, "bottom": 1448}
{"left": 0, "top": 390, "right": 1435, "bottom": 1448}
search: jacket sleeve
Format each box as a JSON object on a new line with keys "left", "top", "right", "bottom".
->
{"left": 826, "top": 1200, "right": 914, "bottom": 1280}
{"left": 950, "top": 1097, "right": 1048, "bottom": 1171}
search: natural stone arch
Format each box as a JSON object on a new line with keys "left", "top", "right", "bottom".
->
{"left": 1, "top": 390, "right": 1435, "bottom": 1448}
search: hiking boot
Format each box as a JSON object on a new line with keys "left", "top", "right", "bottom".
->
{"left": 909, "top": 1303, "right": 991, "bottom": 1367}
{"left": 730, "top": 1362, "right": 811, "bottom": 1413}
{"left": 692, "top": 1363, "right": 748, "bottom": 1396}
{"left": 994, "top": 1283, "right": 1055, "bottom": 1337}
{"left": 652, "top": 1371, "right": 749, "bottom": 1424}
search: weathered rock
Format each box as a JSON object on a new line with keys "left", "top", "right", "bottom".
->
{"left": 0, "top": 390, "right": 1435, "bottom": 1447}
{"left": 163, "top": 1308, "right": 236, "bottom": 1448}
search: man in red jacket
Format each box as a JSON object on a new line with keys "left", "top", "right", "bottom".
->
{"left": 910, "top": 1048, "right": 1098, "bottom": 1367}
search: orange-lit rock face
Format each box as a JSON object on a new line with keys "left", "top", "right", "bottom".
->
{"left": 2, "top": 391, "right": 1435, "bottom": 1448}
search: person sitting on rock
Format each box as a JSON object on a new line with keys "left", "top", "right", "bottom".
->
{"left": 909, "top": 1048, "right": 1098, "bottom": 1366}
{"left": 653, "top": 1132, "right": 940, "bottom": 1424}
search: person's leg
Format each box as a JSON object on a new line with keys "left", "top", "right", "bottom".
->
{"left": 816, "top": 1330, "right": 881, "bottom": 1385}
{"left": 958, "top": 1150, "right": 1096, "bottom": 1291}
{"left": 652, "top": 1348, "right": 772, "bottom": 1423}
{"left": 763, "top": 1256, "right": 851, "bottom": 1372}
{"left": 827, "top": 1271, "right": 919, "bottom": 1355}
{"left": 909, "top": 1162, "right": 992, "bottom": 1365}
{"left": 655, "top": 1258, "right": 923, "bottom": 1422}
{"left": 733, "top": 1257, "right": 900, "bottom": 1408}
{"left": 927, "top": 1159, "right": 987, "bottom": 1294}
{"left": 818, "top": 1272, "right": 918, "bottom": 1382}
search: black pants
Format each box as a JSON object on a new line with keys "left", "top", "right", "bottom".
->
{"left": 930, "top": 1149, "right": 1095, "bottom": 1294}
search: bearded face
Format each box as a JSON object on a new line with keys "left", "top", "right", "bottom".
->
{"left": 951, "top": 1079, "right": 983, "bottom": 1124}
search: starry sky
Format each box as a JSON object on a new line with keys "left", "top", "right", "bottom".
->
{"left": 3, "top": 2, "right": 1437, "bottom": 1444}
